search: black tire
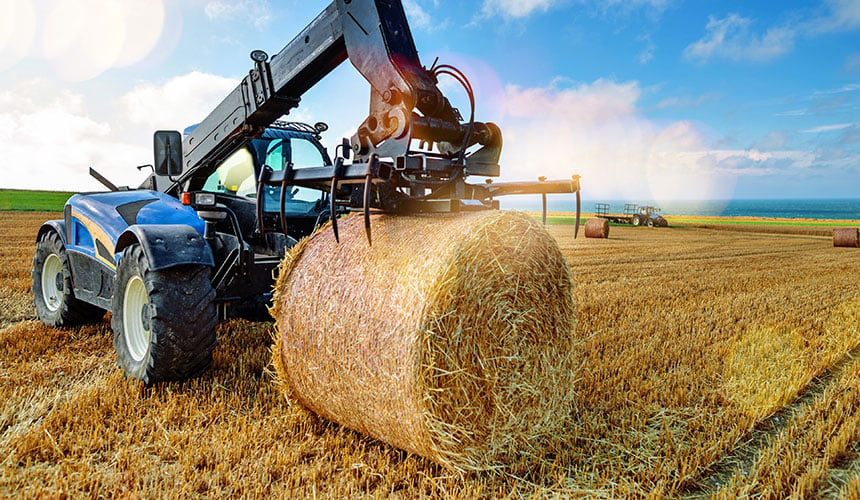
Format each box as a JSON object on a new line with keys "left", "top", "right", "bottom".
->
{"left": 631, "top": 214, "right": 642, "bottom": 226}
{"left": 646, "top": 217, "right": 655, "bottom": 227}
{"left": 111, "top": 244, "right": 217, "bottom": 384}
{"left": 32, "top": 231, "right": 104, "bottom": 327}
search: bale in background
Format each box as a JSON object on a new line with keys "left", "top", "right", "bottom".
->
{"left": 584, "top": 217, "right": 610, "bottom": 239}
{"left": 270, "top": 211, "right": 576, "bottom": 471}
{"left": 834, "top": 227, "right": 860, "bottom": 248}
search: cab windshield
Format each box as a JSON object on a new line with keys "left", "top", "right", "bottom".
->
{"left": 202, "top": 135, "right": 327, "bottom": 215}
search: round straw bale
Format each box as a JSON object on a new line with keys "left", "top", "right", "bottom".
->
{"left": 584, "top": 217, "right": 610, "bottom": 238}
{"left": 833, "top": 227, "right": 859, "bottom": 248}
{"left": 271, "top": 211, "right": 576, "bottom": 470}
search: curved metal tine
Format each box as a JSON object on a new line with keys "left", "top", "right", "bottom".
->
{"left": 279, "top": 174, "right": 288, "bottom": 239}
{"left": 330, "top": 157, "right": 344, "bottom": 243}
{"left": 574, "top": 188, "right": 581, "bottom": 239}
{"left": 363, "top": 155, "right": 377, "bottom": 246}
{"left": 330, "top": 178, "right": 339, "bottom": 242}
{"left": 279, "top": 162, "right": 294, "bottom": 239}
{"left": 256, "top": 165, "right": 271, "bottom": 235}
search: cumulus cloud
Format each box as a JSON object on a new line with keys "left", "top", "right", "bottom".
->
{"left": 403, "top": 0, "right": 433, "bottom": 30}
{"left": 1, "top": 72, "right": 245, "bottom": 191}
{"left": 205, "top": 0, "right": 271, "bottom": 30}
{"left": 120, "top": 72, "right": 239, "bottom": 131}
{"left": 687, "top": 1, "right": 860, "bottom": 65}
{"left": 684, "top": 14, "right": 796, "bottom": 63}
{"left": 0, "top": 81, "right": 149, "bottom": 191}
{"left": 489, "top": 79, "right": 820, "bottom": 201}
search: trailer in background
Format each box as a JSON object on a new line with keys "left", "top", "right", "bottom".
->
{"left": 595, "top": 203, "right": 668, "bottom": 227}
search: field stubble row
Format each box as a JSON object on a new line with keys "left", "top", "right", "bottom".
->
{"left": 1, "top": 212, "right": 860, "bottom": 497}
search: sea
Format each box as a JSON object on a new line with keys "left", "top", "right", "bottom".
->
{"left": 498, "top": 196, "right": 860, "bottom": 220}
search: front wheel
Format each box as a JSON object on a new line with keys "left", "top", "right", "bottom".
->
{"left": 111, "top": 244, "right": 217, "bottom": 384}
{"left": 32, "top": 231, "right": 104, "bottom": 326}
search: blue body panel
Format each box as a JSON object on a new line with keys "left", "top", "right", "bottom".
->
{"left": 66, "top": 190, "right": 205, "bottom": 270}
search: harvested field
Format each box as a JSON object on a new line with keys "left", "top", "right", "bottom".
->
{"left": 2, "top": 211, "right": 860, "bottom": 497}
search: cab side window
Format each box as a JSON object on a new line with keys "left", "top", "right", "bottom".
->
{"left": 202, "top": 147, "right": 256, "bottom": 198}
{"left": 264, "top": 138, "right": 324, "bottom": 203}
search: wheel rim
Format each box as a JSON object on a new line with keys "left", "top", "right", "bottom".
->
{"left": 123, "top": 276, "right": 151, "bottom": 362}
{"left": 632, "top": 216, "right": 640, "bottom": 226}
{"left": 41, "top": 254, "right": 63, "bottom": 312}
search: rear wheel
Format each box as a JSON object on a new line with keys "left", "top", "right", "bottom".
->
{"left": 631, "top": 215, "right": 642, "bottom": 226}
{"left": 111, "top": 244, "right": 217, "bottom": 384}
{"left": 32, "top": 231, "right": 104, "bottom": 326}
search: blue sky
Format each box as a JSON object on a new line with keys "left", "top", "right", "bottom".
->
{"left": 1, "top": 0, "right": 859, "bottom": 202}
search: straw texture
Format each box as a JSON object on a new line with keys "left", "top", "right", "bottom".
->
{"left": 833, "top": 227, "right": 859, "bottom": 248}
{"left": 584, "top": 218, "right": 610, "bottom": 239}
{"left": 270, "top": 210, "right": 576, "bottom": 470}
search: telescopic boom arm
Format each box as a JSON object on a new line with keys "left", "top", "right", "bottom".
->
{"left": 164, "top": 0, "right": 581, "bottom": 236}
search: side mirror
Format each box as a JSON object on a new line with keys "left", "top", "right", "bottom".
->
{"left": 153, "top": 130, "right": 183, "bottom": 177}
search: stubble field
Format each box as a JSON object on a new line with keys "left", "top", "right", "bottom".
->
{"left": 2, "top": 210, "right": 860, "bottom": 498}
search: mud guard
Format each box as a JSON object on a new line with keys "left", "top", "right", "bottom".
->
{"left": 36, "top": 220, "right": 67, "bottom": 245}
{"left": 115, "top": 224, "right": 214, "bottom": 272}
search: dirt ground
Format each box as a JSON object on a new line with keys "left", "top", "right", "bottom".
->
{"left": 2, "top": 211, "right": 860, "bottom": 498}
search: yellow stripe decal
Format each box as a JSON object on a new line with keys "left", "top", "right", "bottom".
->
{"left": 71, "top": 209, "right": 117, "bottom": 270}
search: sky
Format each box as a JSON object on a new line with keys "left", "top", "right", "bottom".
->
{"left": 1, "top": 0, "right": 859, "bottom": 204}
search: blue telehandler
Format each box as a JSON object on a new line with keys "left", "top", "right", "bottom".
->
{"left": 32, "top": 0, "right": 581, "bottom": 384}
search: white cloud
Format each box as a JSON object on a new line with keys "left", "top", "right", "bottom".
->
{"left": 813, "top": 83, "right": 860, "bottom": 95}
{"left": 489, "top": 79, "right": 824, "bottom": 201}
{"left": 684, "top": 14, "right": 796, "bottom": 63}
{"left": 636, "top": 34, "right": 655, "bottom": 64}
{"left": 120, "top": 72, "right": 239, "bottom": 131}
{"left": 481, "top": 0, "right": 558, "bottom": 19}
{"left": 639, "top": 45, "right": 655, "bottom": 64}
{"left": 802, "top": 123, "right": 854, "bottom": 133}
{"left": 775, "top": 109, "right": 808, "bottom": 117}
{"left": 1, "top": 72, "right": 244, "bottom": 191}
{"left": 403, "top": 0, "right": 432, "bottom": 30}
{"left": 687, "top": 1, "right": 860, "bottom": 65}
{"left": 828, "top": 0, "right": 860, "bottom": 28}
{"left": 0, "top": 81, "right": 149, "bottom": 191}
{"left": 479, "top": 0, "right": 671, "bottom": 19}
{"left": 491, "top": 79, "right": 737, "bottom": 201}
{"left": 205, "top": 0, "right": 271, "bottom": 30}
{"left": 602, "top": 0, "right": 672, "bottom": 8}
{"left": 808, "top": 0, "right": 860, "bottom": 33}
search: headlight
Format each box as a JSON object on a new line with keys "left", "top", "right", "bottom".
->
{"left": 195, "top": 193, "right": 216, "bottom": 206}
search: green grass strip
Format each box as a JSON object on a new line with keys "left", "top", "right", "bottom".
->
{"left": 0, "top": 189, "right": 76, "bottom": 211}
